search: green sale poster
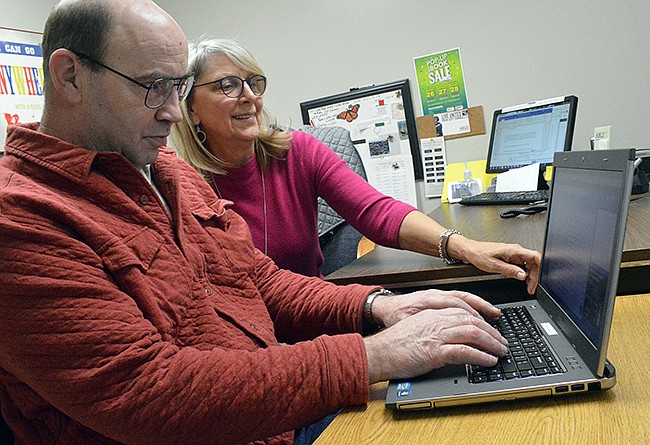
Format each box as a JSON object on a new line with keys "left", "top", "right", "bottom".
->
{"left": 414, "top": 48, "right": 468, "bottom": 116}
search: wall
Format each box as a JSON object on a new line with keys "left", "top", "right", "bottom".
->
{"left": 1, "top": 1, "right": 56, "bottom": 34}
{"left": 5, "top": 1, "right": 649, "bottom": 212}
{"left": 158, "top": 0, "right": 650, "bottom": 212}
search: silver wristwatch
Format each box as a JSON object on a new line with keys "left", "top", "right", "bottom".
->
{"left": 362, "top": 289, "right": 394, "bottom": 333}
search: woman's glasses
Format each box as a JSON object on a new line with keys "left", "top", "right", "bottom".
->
{"left": 193, "top": 75, "right": 267, "bottom": 98}
{"left": 69, "top": 50, "right": 194, "bottom": 109}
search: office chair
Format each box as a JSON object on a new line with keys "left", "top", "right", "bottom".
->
{"left": 298, "top": 125, "right": 367, "bottom": 276}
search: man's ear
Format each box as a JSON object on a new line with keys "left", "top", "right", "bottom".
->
{"left": 48, "top": 48, "right": 85, "bottom": 104}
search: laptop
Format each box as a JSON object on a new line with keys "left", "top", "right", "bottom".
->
{"left": 386, "top": 148, "right": 637, "bottom": 411}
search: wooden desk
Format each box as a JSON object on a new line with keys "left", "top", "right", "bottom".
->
{"left": 314, "top": 294, "right": 650, "bottom": 445}
{"left": 326, "top": 195, "right": 650, "bottom": 298}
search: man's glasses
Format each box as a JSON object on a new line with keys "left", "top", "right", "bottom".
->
{"left": 70, "top": 50, "right": 194, "bottom": 109}
{"left": 193, "top": 75, "right": 267, "bottom": 98}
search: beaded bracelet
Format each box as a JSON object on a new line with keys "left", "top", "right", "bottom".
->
{"left": 438, "top": 228, "right": 463, "bottom": 265}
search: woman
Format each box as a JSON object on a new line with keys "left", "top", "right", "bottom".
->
{"left": 171, "top": 37, "right": 541, "bottom": 294}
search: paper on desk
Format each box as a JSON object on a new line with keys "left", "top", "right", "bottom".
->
{"left": 495, "top": 163, "right": 540, "bottom": 192}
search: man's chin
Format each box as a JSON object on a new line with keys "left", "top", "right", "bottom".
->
{"left": 142, "top": 147, "right": 161, "bottom": 166}
{"left": 149, "top": 136, "right": 169, "bottom": 147}
{"left": 123, "top": 146, "right": 160, "bottom": 170}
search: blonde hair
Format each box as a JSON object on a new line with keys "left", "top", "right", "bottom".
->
{"left": 171, "top": 37, "right": 291, "bottom": 176}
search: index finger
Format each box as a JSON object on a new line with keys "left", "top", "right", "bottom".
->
{"left": 452, "top": 291, "right": 502, "bottom": 320}
{"left": 525, "top": 260, "right": 540, "bottom": 294}
{"left": 440, "top": 291, "right": 501, "bottom": 319}
{"left": 501, "top": 248, "right": 542, "bottom": 295}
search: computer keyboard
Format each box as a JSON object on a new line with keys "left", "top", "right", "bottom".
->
{"left": 468, "top": 306, "right": 564, "bottom": 383}
{"left": 459, "top": 189, "right": 549, "bottom": 206}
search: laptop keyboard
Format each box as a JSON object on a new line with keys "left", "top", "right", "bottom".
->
{"left": 469, "top": 306, "right": 565, "bottom": 383}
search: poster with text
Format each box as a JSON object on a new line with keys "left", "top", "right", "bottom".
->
{"left": 414, "top": 48, "right": 468, "bottom": 116}
{"left": 1, "top": 28, "right": 44, "bottom": 151}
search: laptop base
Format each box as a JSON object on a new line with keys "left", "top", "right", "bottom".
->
{"left": 387, "top": 361, "right": 616, "bottom": 412}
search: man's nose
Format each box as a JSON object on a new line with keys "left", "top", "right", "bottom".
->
{"left": 156, "top": 92, "right": 183, "bottom": 124}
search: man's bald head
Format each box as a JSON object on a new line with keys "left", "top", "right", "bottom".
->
{"left": 41, "top": 0, "right": 183, "bottom": 91}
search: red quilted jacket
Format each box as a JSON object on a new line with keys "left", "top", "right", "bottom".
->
{"left": 0, "top": 123, "right": 373, "bottom": 444}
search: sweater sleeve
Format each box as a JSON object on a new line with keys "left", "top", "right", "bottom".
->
{"left": 293, "top": 131, "right": 417, "bottom": 248}
{"left": 0, "top": 198, "right": 369, "bottom": 444}
{"left": 252, "top": 248, "right": 381, "bottom": 343}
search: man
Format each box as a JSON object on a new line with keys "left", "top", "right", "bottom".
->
{"left": 0, "top": 1, "right": 539, "bottom": 444}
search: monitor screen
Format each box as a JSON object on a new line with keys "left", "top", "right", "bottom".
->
{"left": 541, "top": 165, "right": 624, "bottom": 347}
{"left": 485, "top": 96, "right": 578, "bottom": 173}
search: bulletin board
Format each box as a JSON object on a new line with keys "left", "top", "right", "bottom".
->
{"left": 300, "top": 79, "right": 423, "bottom": 180}
{"left": 416, "top": 105, "right": 486, "bottom": 141}
{"left": 300, "top": 80, "right": 421, "bottom": 207}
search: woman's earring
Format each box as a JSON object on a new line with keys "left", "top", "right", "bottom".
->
{"left": 195, "top": 125, "right": 207, "bottom": 144}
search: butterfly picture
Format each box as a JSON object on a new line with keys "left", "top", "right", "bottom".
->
{"left": 336, "top": 104, "right": 360, "bottom": 122}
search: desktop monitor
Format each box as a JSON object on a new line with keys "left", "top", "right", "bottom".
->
{"left": 485, "top": 95, "right": 578, "bottom": 174}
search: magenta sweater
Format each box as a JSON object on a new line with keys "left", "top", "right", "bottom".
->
{"left": 210, "top": 131, "right": 416, "bottom": 276}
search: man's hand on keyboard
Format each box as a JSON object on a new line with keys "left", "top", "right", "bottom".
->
{"left": 371, "top": 289, "right": 502, "bottom": 329}
{"left": 364, "top": 305, "right": 508, "bottom": 383}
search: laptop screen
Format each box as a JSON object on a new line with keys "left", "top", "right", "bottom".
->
{"left": 540, "top": 166, "right": 624, "bottom": 346}
{"left": 485, "top": 96, "right": 578, "bottom": 173}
